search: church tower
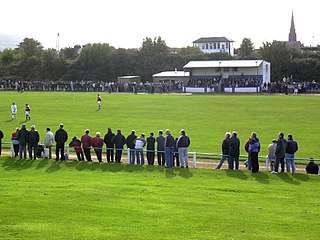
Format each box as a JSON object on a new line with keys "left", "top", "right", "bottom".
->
{"left": 289, "top": 12, "right": 297, "bottom": 42}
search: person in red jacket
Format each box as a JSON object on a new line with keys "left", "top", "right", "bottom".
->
{"left": 69, "top": 136, "right": 84, "bottom": 161}
{"left": 81, "top": 129, "right": 92, "bottom": 162}
{"left": 92, "top": 132, "right": 104, "bottom": 162}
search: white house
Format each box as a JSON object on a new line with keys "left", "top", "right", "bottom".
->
{"left": 193, "top": 37, "right": 235, "bottom": 56}
{"left": 183, "top": 60, "right": 271, "bottom": 93}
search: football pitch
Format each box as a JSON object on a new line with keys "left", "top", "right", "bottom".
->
{"left": 1, "top": 92, "right": 320, "bottom": 239}
{"left": 0, "top": 92, "right": 319, "bottom": 158}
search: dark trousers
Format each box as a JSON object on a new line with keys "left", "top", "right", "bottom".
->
{"left": 19, "top": 144, "right": 27, "bottom": 159}
{"left": 275, "top": 156, "right": 285, "bottom": 173}
{"left": 115, "top": 150, "right": 122, "bottom": 163}
{"left": 13, "top": 144, "right": 19, "bottom": 157}
{"left": 106, "top": 149, "right": 114, "bottom": 162}
{"left": 147, "top": 150, "right": 155, "bottom": 165}
{"left": 157, "top": 151, "right": 165, "bottom": 165}
{"left": 28, "top": 143, "right": 38, "bottom": 160}
{"left": 56, "top": 142, "right": 65, "bottom": 160}
{"left": 0, "top": 141, "right": 2, "bottom": 156}
{"left": 173, "top": 152, "right": 180, "bottom": 167}
{"left": 251, "top": 152, "right": 259, "bottom": 173}
{"left": 76, "top": 151, "right": 84, "bottom": 161}
{"left": 95, "top": 150, "right": 102, "bottom": 162}
{"left": 83, "top": 148, "right": 92, "bottom": 161}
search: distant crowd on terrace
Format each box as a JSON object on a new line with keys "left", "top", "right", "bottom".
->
{"left": 0, "top": 79, "right": 319, "bottom": 94}
{"left": 1, "top": 124, "right": 319, "bottom": 175}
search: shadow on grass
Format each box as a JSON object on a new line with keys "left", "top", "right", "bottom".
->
{"left": 292, "top": 172, "right": 310, "bottom": 182}
{"left": 35, "top": 159, "right": 49, "bottom": 170}
{"left": 177, "top": 167, "right": 193, "bottom": 178}
{"left": 250, "top": 171, "right": 270, "bottom": 184}
{"left": 46, "top": 160, "right": 62, "bottom": 173}
{"left": 165, "top": 168, "right": 176, "bottom": 178}
{"left": 2, "top": 157, "right": 35, "bottom": 171}
{"left": 226, "top": 170, "right": 249, "bottom": 180}
{"left": 275, "top": 173, "right": 301, "bottom": 185}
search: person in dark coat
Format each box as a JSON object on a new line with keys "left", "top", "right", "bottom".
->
{"left": 54, "top": 124, "right": 68, "bottom": 161}
{"left": 156, "top": 130, "right": 165, "bottom": 166}
{"left": 228, "top": 131, "right": 240, "bottom": 170}
{"left": 165, "top": 129, "right": 175, "bottom": 168}
{"left": 273, "top": 132, "right": 287, "bottom": 174}
{"left": 17, "top": 124, "right": 28, "bottom": 159}
{"left": 112, "top": 129, "right": 126, "bottom": 163}
{"left": 306, "top": 159, "right": 319, "bottom": 175}
{"left": 104, "top": 128, "right": 115, "bottom": 163}
{"left": 27, "top": 125, "right": 40, "bottom": 160}
{"left": 146, "top": 132, "right": 156, "bottom": 165}
{"left": 216, "top": 132, "right": 231, "bottom": 169}
{"left": 126, "top": 130, "right": 137, "bottom": 164}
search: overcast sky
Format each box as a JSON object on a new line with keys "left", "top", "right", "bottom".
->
{"left": 1, "top": 0, "right": 318, "bottom": 49}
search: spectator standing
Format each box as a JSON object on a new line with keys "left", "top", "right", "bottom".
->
{"left": 126, "top": 130, "right": 137, "bottom": 164}
{"left": 27, "top": 125, "right": 40, "bottom": 160}
{"left": 69, "top": 136, "right": 84, "bottom": 161}
{"left": 25, "top": 104, "right": 31, "bottom": 121}
{"left": 273, "top": 132, "right": 287, "bottom": 174}
{"left": 112, "top": 129, "right": 126, "bottom": 163}
{"left": 165, "top": 129, "right": 175, "bottom": 168}
{"left": 173, "top": 138, "right": 180, "bottom": 167}
{"left": 17, "top": 124, "right": 28, "bottom": 159}
{"left": 146, "top": 132, "right": 155, "bottom": 165}
{"left": 177, "top": 129, "right": 190, "bottom": 168}
{"left": 306, "top": 159, "right": 319, "bottom": 175}
{"left": 248, "top": 132, "right": 260, "bottom": 173}
{"left": 285, "top": 134, "right": 298, "bottom": 173}
{"left": 44, "top": 128, "right": 54, "bottom": 159}
{"left": 134, "top": 133, "right": 146, "bottom": 165}
{"left": 11, "top": 128, "right": 19, "bottom": 157}
{"left": 216, "top": 132, "right": 231, "bottom": 169}
{"left": 81, "top": 129, "right": 92, "bottom": 162}
{"left": 0, "top": 129, "right": 4, "bottom": 156}
{"left": 92, "top": 132, "right": 104, "bottom": 162}
{"left": 104, "top": 128, "right": 115, "bottom": 163}
{"left": 54, "top": 124, "right": 68, "bottom": 161}
{"left": 156, "top": 130, "right": 165, "bottom": 166}
{"left": 268, "top": 139, "right": 277, "bottom": 172}
{"left": 228, "top": 131, "right": 240, "bottom": 170}
{"left": 11, "top": 103, "right": 17, "bottom": 119}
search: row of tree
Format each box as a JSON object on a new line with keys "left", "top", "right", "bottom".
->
{"left": 0, "top": 37, "right": 319, "bottom": 83}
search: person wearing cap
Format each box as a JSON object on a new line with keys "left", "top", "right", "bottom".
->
{"left": 228, "top": 131, "right": 240, "bottom": 170}
{"left": 92, "top": 132, "right": 104, "bottom": 162}
{"left": 27, "top": 125, "right": 40, "bottom": 160}
{"left": 44, "top": 128, "right": 54, "bottom": 159}
{"left": 177, "top": 129, "right": 191, "bottom": 168}
{"left": 104, "top": 128, "right": 115, "bottom": 163}
{"left": 17, "top": 124, "right": 28, "bottom": 159}
{"left": 126, "top": 130, "right": 137, "bottom": 164}
{"left": 54, "top": 124, "right": 68, "bottom": 161}
{"left": 146, "top": 132, "right": 155, "bottom": 165}
{"left": 285, "top": 134, "right": 298, "bottom": 173}
{"left": 268, "top": 139, "right": 277, "bottom": 172}
{"left": 134, "top": 133, "right": 146, "bottom": 165}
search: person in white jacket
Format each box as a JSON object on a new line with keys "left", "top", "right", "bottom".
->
{"left": 44, "top": 128, "right": 54, "bottom": 159}
{"left": 134, "top": 134, "right": 146, "bottom": 165}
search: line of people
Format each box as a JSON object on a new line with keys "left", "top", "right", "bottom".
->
{"left": 216, "top": 131, "right": 298, "bottom": 173}
{"left": 9, "top": 124, "right": 191, "bottom": 169}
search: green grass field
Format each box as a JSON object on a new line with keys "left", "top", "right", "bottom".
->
{"left": 1, "top": 92, "right": 320, "bottom": 239}
{"left": 0, "top": 92, "right": 319, "bottom": 158}
{"left": 1, "top": 157, "right": 320, "bottom": 239}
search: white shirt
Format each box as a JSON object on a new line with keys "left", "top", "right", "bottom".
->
{"left": 11, "top": 104, "right": 17, "bottom": 114}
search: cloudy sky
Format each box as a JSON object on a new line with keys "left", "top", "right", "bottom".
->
{"left": 1, "top": 0, "right": 318, "bottom": 49}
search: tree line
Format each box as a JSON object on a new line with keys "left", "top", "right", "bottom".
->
{"left": 0, "top": 37, "right": 319, "bottom": 83}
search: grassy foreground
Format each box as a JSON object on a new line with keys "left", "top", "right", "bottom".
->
{"left": 1, "top": 157, "right": 320, "bottom": 239}
{"left": 0, "top": 92, "right": 319, "bottom": 158}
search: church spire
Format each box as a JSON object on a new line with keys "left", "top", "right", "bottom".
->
{"left": 289, "top": 11, "right": 297, "bottom": 42}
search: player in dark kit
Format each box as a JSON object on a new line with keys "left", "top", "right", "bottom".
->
{"left": 97, "top": 94, "right": 102, "bottom": 110}
{"left": 25, "top": 104, "right": 31, "bottom": 121}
